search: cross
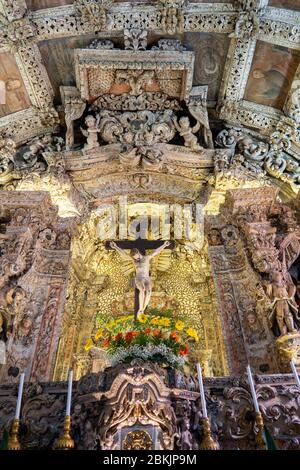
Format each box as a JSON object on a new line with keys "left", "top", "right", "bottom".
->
{"left": 106, "top": 239, "right": 174, "bottom": 320}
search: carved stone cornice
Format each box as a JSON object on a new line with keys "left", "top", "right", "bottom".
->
{"left": 62, "top": 143, "right": 225, "bottom": 203}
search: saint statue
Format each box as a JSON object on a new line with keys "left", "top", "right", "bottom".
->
{"left": 110, "top": 240, "right": 171, "bottom": 317}
{"left": 264, "top": 271, "right": 300, "bottom": 336}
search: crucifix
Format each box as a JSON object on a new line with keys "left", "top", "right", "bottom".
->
{"left": 106, "top": 239, "right": 174, "bottom": 320}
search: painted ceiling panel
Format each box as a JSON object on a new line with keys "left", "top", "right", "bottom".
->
{"left": 183, "top": 32, "right": 230, "bottom": 102}
{"left": 0, "top": 53, "right": 31, "bottom": 118}
{"left": 26, "top": 0, "right": 73, "bottom": 10}
{"left": 39, "top": 33, "right": 229, "bottom": 105}
{"left": 39, "top": 35, "right": 100, "bottom": 103}
{"left": 269, "top": 0, "right": 300, "bottom": 11}
{"left": 244, "top": 41, "right": 300, "bottom": 110}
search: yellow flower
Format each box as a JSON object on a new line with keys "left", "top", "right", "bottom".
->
{"left": 175, "top": 320, "right": 184, "bottom": 331}
{"left": 150, "top": 317, "right": 160, "bottom": 325}
{"left": 84, "top": 338, "right": 93, "bottom": 351}
{"left": 106, "top": 319, "right": 116, "bottom": 329}
{"left": 115, "top": 318, "right": 123, "bottom": 324}
{"left": 94, "top": 329, "right": 103, "bottom": 340}
{"left": 159, "top": 317, "right": 170, "bottom": 327}
{"left": 186, "top": 327, "right": 198, "bottom": 338}
{"left": 138, "top": 313, "right": 148, "bottom": 324}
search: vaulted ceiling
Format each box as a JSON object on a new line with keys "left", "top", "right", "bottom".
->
{"left": 0, "top": 0, "right": 299, "bottom": 147}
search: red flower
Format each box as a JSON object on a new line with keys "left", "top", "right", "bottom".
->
{"left": 125, "top": 331, "right": 138, "bottom": 342}
{"left": 170, "top": 332, "right": 179, "bottom": 342}
{"left": 153, "top": 329, "right": 161, "bottom": 336}
{"left": 102, "top": 338, "right": 110, "bottom": 348}
{"left": 144, "top": 328, "right": 152, "bottom": 334}
{"left": 179, "top": 345, "right": 188, "bottom": 356}
{"left": 115, "top": 333, "right": 123, "bottom": 341}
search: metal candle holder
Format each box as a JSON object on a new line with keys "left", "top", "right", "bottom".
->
{"left": 254, "top": 411, "right": 267, "bottom": 450}
{"left": 200, "top": 417, "right": 219, "bottom": 450}
{"left": 7, "top": 419, "right": 21, "bottom": 450}
{"left": 54, "top": 415, "right": 75, "bottom": 450}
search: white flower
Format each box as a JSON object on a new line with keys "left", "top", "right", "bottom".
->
{"left": 108, "top": 344, "right": 186, "bottom": 368}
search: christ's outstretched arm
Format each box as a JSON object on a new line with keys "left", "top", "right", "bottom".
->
{"left": 110, "top": 241, "right": 132, "bottom": 261}
{"left": 147, "top": 240, "right": 171, "bottom": 259}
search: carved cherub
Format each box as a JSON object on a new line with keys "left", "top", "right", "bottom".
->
{"left": 81, "top": 115, "right": 100, "bottom": 150}
{"left": 173, "top": 116, "right": 202, "bottom": 151}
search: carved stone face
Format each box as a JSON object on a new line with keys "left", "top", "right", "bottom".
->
{"left": 247, "top": 313, "right": 257, "bottom": 327}
{"left": 179, "top": 117, "right": 190, "bottom": 128}
{"left": 85, "top": 116, "right": 96, "bottom": 127}
{"left": 22, "top": 317, "right": 32, "bottom": 330}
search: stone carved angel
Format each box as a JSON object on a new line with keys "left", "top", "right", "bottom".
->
{"left": 173, "top": 116, "right": 201, "bottom": 151}
{"left": 81, "top": 115, "right": 100, "bottom": 150}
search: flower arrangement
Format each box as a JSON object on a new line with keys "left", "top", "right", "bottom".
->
{"left": 84, "top": 311, "right": 199, "bottom": 368}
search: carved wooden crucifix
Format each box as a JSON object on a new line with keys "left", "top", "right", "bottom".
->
{"left": 106, "top": 239, "right": 174, "bottom": 320}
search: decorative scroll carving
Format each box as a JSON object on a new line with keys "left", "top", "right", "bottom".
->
{"left": 0, "top": 368, "right": 299, "bottom": 450}
{"left": 216, "top": 126, "right": 300, "bottom": 188}
{"left": 0, "top": 134, "right": 64, "bottom": 189}
{"left": 91, "top": 92, "right": 181, "bottom": 112}
{"left": 95, "top": 110, "right": 176, "bottom": 147}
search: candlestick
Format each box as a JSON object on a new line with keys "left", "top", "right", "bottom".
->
{"left": 15, "top": 373, "right": 25, "bottom": 420}
{"left": 254, "top": 412, "right": 267, "bottom": 450}
{"left": 290, "top": 359, "right": 300, "bottom": 389}
{"left": 246, "top": 365, "right": 260, "bottom": 413}
{"left": 200, "top": 418, "right": 219, "bottom": 450}
{"left": 66, "top": 370, "right": 73, "bottom": 416}
{"left": 54, "top": 415, "right": 75, "bottom": 450}
{"left": 7, "top": 419, "right": 21, "bottom": 450}
{"left": 196, "top": 363, "right": 207, "bottom": 418}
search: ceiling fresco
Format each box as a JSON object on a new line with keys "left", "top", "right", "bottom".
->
{"left": 26, "top": 0, "right": 73, "bottom": 10}
{"left": 184, "top": 32, "right": 230, "bottom": 103}
{"left": 244, "top": 41, "right": 300, "bottom": 110}
{"left": 269, "top": 0, "right": 300, "bottom": 11}
{"left": 0, "top": 53, "right": 31, "bottom": 118}
{"left": 39, "top": 35, "right": 98, "bottom": 103}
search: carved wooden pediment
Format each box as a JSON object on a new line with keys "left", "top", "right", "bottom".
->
{"left": 74, "top": 48, "right": 195, "bottom": 103}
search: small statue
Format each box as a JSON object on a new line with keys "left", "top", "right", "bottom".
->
{"left": 264, "top": 271, "right": 300, "bottom": 337}
{"left": 173, "top": 116, "right": 202, "bottom": 151}
{"left": 179, "top": 417, "right": 193, "bottom": 450}
{"left": 81, "top": 115, "right": 100, "bottom": 150}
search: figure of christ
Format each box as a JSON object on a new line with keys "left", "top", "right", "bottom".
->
{"left": 110, "top": 240, "right": 171, "bottom": 318}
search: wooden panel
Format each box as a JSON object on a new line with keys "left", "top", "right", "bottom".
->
{"left": 0, "top": 53, "right": 31, "bottom": 118}
{"left": 244, "top": 41, "right": 300, "bottom": 110}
